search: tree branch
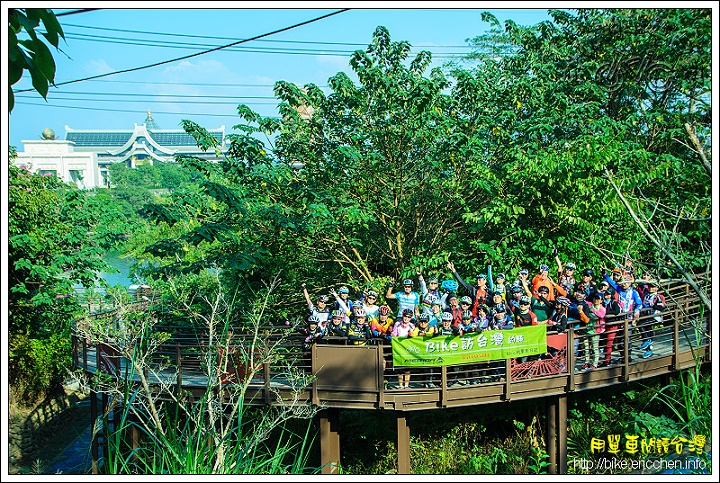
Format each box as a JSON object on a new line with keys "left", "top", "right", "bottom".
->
{"left": 604, "top": 168, "right": 711, "bottom": 311}
{"left": 684, "top": 122, "right": 712, "bottom": 177}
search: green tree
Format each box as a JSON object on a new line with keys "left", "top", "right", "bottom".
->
{"left": 165, "top": 26, "right": 475, "bottom": 308}
{"left": 8, "top": 8, "right": 65, "bottom": 112}
{"left": 132, "top": 11, "right": 710, "bottom": 319}
{"left": 448, "top": 8, "right": 711, "bottom": 278}
{"left": 8, "top": 156, "right": 110, "bottom": 402}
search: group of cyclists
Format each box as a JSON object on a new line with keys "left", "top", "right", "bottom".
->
{"left": 297, "top": 250, "right": 666, "bottom": 374}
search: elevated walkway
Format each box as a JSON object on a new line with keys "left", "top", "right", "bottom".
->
{"left": 72, "top": 276, "right": 711, "bottom": 474}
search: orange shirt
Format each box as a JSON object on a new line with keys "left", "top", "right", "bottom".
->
{"left": 531, "top": 274, "right": 555, "bottom": 301}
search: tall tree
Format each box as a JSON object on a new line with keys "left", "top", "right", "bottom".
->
{"left": 136, "top": 12, "right": 710, "bottom": 319}
{"left": 449, "top": 8, "right": 711, "bottom": 280}
{"left": 155, "top": 26, "right": 478, "bottom": 305}
{"left": 8, "top": 155, "right": 111, "bottom": 401}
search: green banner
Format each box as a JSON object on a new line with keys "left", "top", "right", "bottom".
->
{"left": 391, "top": 325, "right": 547, "bottom": 367}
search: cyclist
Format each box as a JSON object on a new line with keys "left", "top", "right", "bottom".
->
{"left": 386, "top": 278, "right": 420, "bottom": 319}
{"left": 345, "top": 308, "right": 372, "bottom": 346}
{"left": 301, "top": 283, "right": 331, "bottom": 324}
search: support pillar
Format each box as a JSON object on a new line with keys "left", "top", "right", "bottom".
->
{"left": 558, "top": 394, "right": 567, "bottom": 474}
{"left": 396, "top": 411, "right": 411, "bottom": 474}
{"left": 546, "top": 396, "right": 557, "bottom": 474}
{"left": 319, "top": 408, "right": 340, "bottom": 474}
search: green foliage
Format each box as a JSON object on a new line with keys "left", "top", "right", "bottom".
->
{"left": 124, "top": 11, "right": 711, "bottom": 328}
{"left": 74, "top": 272, "right": 319, "bottom": 475}
{"left": 9, "top": 333, "right": 71, "bottom": 400}
{"left": 8, "top": 8, "right": 65, "bottom": 111}
{"left": 454, "top": 8, "right": 710, "bottom": 274}
{"left": 636, "top": 365, "right": 712, "bottom": 440}
{"left": 8, "top": 159, "right": 112, "bottom": 402}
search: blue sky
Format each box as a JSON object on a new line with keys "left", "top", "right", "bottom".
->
{"left": 5, "top": 4, "right": 556, "bottom": 149}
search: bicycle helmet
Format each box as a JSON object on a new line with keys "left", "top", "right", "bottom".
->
{"left": 565, "top": 262, "right": 576, "bottom": 270}
{"left": 317, "top": 295, "right": 329, "bottom": 303}
{"left": 427, "top": 276, "right": 439, "bottom": 283}
{"left": 556, "top": 296, "right": 571, "bottom": 307}
{"left": 331, "top": 310, "right": 345, "bottom": 318}
{"left": 403, "top": 279, "right": 414, "bottom": 287}
{"left": 592, "top": 291, "right": 604, "bottom": 299}
{"left": 441, "top": 279, "right": 459, "bottom": 292}
{"left": 477, "top": 304, "right": 489, "bottom": 314}
{"left": 460, "top": 296, "right": 472, "bottom": 305}
{"left": 338, "top": 286, "right": 350, "bottom": 294}
{"left": 418, "top": 313, "right": 430, "bottom": 322}
{"left": 540, "top": 264, "right": 550, "bottom": 272}
{"left": 511, "top": 285, "right": 523, "bottom": 294}
{"left": 401, "top": 308, "right": 414, "bottom": 317}
{"left": 495, "top": 273, "right": 506, "bottom": 280}
{"left": 441, "top": 312, "right": 453, "bottom": 321}
{"left": 492, "top": 291, "right": 503, "bottom": 297}
{"left": 519, "top": 295, "right": 531, "bottom": 304}
{"left": 379, "top": 305, "right": 390, "bottom": 316}
{"left": 582, "top": 269, "right": 594, "bottom": 278}
{"left": 354, "top": 308, "right": 367, "bottom": 317}
{"left": 431, "top": 299, "right": 442, "bottom": 307}
{"left": 366, "top": 290, "right": 378, "bottom": 298}
{"left": 476, "top": 273, "right": 487, "bottom": 280}
{"left": 461, "top": 310, "right": 473, "bottom": 320}
{"left": 308, "top": 315, "right": 320, "bottom": 325}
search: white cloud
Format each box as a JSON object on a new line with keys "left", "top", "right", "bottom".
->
{"left": 84, "top": 59, "right": 114, "bottom": 76}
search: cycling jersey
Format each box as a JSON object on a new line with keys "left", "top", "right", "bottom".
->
{"left": 391, "top": 290, "right": 420, "bottom": 318}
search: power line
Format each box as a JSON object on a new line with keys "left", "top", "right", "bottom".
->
{"left": 14, "top": 100, "right": 279, "bottom": 119}
{"left": 15, "top": 95, "right": 277, "bottom": 106}
{"left": 14, "top": 9, "right": 351, "bottom": 93}
{"left": 17, "top": 91, "right": 279, "bottom": 99}
{"left": 61, "top": 32, "right": 361, "bottom": 56}
{"left": 57, "top": 30, "right": 471, "bottom": 57}
{"left": 55, "top": 9, "right": 102, "bottom": 17}
{"left": 60, "top": 22, "right": 369, "bottom": 47}
{"left": 59, "top": 21, "right": 473, "bottom": 49}
{"left": 18, "top": 77, "right": 311, "bottom": 89}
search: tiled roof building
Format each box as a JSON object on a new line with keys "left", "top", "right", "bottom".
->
{"left": 14, "top": 111, "right": 226, "bottom": 189}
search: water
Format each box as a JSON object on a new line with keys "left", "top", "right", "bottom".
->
{"left": 72, "top": 251, "right": 137, "bottom": 299}
{"left": 101, "top": 250, "right": 137, "bottom": 287}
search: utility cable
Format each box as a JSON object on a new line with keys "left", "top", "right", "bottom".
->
{"left": 55, "top": 9, "right": 102, "bottom": 17}
{"left": 14, "top": 9, "right": 351, "bottom": 93}
{"left": 14, "top": 100, "right": 279, "bottom": 119}
{"left": 60, "top": 21, "right": 473, "bottom": 49}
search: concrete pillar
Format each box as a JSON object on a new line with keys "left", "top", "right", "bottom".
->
{"left": 319, "top": 408, "right": 340, "bottom": 474}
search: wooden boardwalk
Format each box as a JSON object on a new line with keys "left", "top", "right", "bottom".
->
{"left": 72, "top": 276, "right": 711, "bottom": 474}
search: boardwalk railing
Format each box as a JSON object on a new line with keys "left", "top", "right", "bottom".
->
{"left": 72, "top": 275, "right": 711, "bottom": 410}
